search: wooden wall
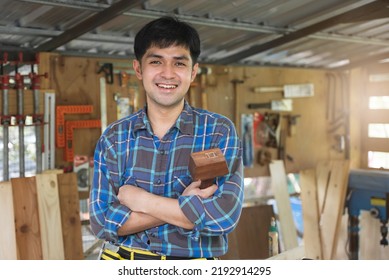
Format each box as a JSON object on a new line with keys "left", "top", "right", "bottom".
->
{"left": 200, "top": 65, "right": 348, "bottom": 176}
{"left": 39, "top": 53, "right": 145, "bottom": 168}
{"left": 37, "top": 52, "right": 354, "bottom": 174}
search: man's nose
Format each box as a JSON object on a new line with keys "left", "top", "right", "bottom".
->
{"left": 160, "top": 64, "right": 175, "bottom": 78}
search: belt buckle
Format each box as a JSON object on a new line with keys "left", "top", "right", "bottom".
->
{"left": 99, "top": 241, "right": 123, "bottom": 260}
{"left": 103, "top": 241, "right": 120, "bottom": 253}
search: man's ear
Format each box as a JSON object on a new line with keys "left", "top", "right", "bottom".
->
{"left": 133, "top": 59, "right": 143, "bottom": 80}
{"left": 191, "top": 63, "right": 199, "bottom": 82}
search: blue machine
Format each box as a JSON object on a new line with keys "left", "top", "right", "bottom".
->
{"left": 346, "top": 169, "right": 389, "bottom": 259}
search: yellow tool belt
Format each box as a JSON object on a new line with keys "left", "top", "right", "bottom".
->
{"left": 99, "top": 242, "right": 216, "bottom": 260}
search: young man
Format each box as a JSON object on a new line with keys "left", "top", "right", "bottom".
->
{"left": 89, "top": 16, "right": 244, "bottom": 260}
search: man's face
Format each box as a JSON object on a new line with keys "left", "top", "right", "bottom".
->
{"left": 133, "top": 44, "right": 198, "bottom": 109}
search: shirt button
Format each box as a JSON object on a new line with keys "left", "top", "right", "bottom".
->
{"left": 157, "top": 179, "right": 161, "bottom": 184}
{"left": 160, "top": 150, "right": 165, "bottom": 155}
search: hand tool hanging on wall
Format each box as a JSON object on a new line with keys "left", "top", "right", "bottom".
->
{"left": 43, "top": 92, "right": 56, "bottom": 170}
{"left": 231, "top": 79, "right": 244, "bottom": 130}
{"left": 326, "top": 72, "right": 350, "bottom": 157}
{"left": 253, "top": 83, "right": 314, "bottom": 98}
{"left": 99, "top": 77, "right": 108, "bottom": 133}
{"left": 119, "top": 71, "right": 135, "bottom": 115}
{"left": 97, "top": 63, "right": 114, "bottom": 84}
{"left": 64, "top": 119, "right": 101, "bottom": 162}
{"left": 14, "top": 52, "right": 25, "bottom": 177}
{"left": 241, "top": 113, "right": 254, "bottom": 167}
{"left": 56, "top": 105, "right": 94, "bottom": 148}
{"left": 30, "top": 54, "right": 48, "bottom": 174}
{"left": 1, "top": 52, "right": 10, "bottom": 181}
{"left": 262, "top": 112, "right": 280, "bottom": 149}
{"left": 283, "top": 114, "right": 301, "bottom": 137}
{"left": 247, "top": 99, "right": 293, "bottom": 111}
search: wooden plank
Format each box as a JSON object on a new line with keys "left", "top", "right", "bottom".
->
{"left": 269, "top": 160, "right": 299, "bottom": 251}
{"left": 267, "top": 245, "right": 305, "bottom": 260}
{"left": 319, "top": 160, "right": 349, "bottom": 259}
{"left": 332, "top": 213, "right": 349, "bottom": 260}
{"left": 57, "top": 173, "right": 84, "bottom": 260}
{"left": 12, "top": 177, "right": 43, "bottom": 260}
{"left": 0, "top": 181, "right": 18, "bottom": 259}
{"left": 42, "top": 169, "right": 64, "bottom": 174}
{"left": 315, "top": 160, "right": 332, "bottom": 214}
{"left": 299, "top": 169, "right": 322, "bottom": 259}
{"left": 36, "top": 173, "right": 65, "bottom": 259}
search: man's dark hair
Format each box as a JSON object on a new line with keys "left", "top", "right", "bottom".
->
{"left": 134, "top": 16, "right": 201, "bottom": 65}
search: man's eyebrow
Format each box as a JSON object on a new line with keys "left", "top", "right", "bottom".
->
{"left": 145, "top": 53, "right": 190, "bottom": 60}
{"left": 146, "top": 53, "right": 163, "bottom": 59}
{"left": 173, "top": 55, "right": 190, "bottom": 61}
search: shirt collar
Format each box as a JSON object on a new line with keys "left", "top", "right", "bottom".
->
{"left": 133, "top": 100, "right": 194, "bottom": 135}
{"left": 176, "top": 100, "right": 194, "bottom": 135}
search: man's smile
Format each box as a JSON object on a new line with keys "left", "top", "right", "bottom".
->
{"left": 156, "top": 83, "right": 178, "bottom": 89}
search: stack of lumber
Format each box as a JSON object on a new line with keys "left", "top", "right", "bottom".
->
{"left": 299, "top": 160, "right": 350, "bottom": 259}
{"left": 0, "top": 172, "right": 84, "bottom": 260}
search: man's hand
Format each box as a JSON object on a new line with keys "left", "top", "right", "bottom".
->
{"left": 182, "top": 179, "right": 218, "bottom": 198}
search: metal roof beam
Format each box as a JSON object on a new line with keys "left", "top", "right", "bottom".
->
{"left": 35, "top": 0, "right": 142, "bottom": 51}
{"left": 214, "top": 0, "right": 389, "bottom": 65}
{"left": 20, "top": 0, "right": 389, "bottom": 47}
{"left": 0, "top": 26, "right": 133, "bottom": 45}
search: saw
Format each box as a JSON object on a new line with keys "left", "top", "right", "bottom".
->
{"left": 247, "top": 99, "right": 293, "bottom": 111}
{"left": 253, "top": 83, "right": 314, "bottom": 98}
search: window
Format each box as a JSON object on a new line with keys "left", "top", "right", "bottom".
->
{"left": 369, "top": 96, "right": 389, "bottom": 109}
{"left": 368, "top": 151, "right": 389, "bottom": 169}
{"left": 364, "top": 73, "right": 389, "bottom": 170}
{"left": 368, "top": 123, "right": 389, "bottom": 138}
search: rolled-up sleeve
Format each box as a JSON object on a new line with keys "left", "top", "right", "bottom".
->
{"left": 89, "top": 134, "right": 132, "bottom": 243}
{"left": 177, "top": 121, "right": 244, "bottom": 238}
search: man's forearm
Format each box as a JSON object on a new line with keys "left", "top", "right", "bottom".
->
{"left": 117, "top": 182, "right": 217, "bottom": 231}
{"left": 118, "top": 185, "right": 194, "bottom": 230}
{"left": 138, "top": 193, "right": 195, "bottom": 230}
{"left": 118, "top": 211, "right": 165, "bottom": 236}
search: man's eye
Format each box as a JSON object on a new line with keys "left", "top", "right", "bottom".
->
{"left": 150, "top": 60, "right": 161, "bottom": 64}
{"left": 176, "top": 62, "right": 186, "bottom": 67}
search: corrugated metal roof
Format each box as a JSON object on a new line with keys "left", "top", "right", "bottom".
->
{"left": 1, "top": 0, "right": 389, "bottom": 70}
